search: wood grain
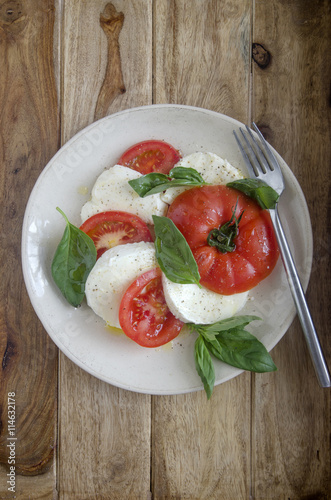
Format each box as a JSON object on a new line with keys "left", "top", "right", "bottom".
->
{"left": 152, "top": 1, "right": 252, "bottom": 499}
{"left": 94, "top": 3, "right": 126, "bottom": 120}
{"left": 58, "top": 1, "right": 153, "bottom": 498}
{"left": 59, "top": 361, "right": 151, "bottom": 500}
{"left": 152, "top": 378, "right": 251, "bottom": 500}
{"left": 0, "top": 0, "right": 58, "bottom": 496}
{"left": 154, "top": 0, "right": 251, "bottom": 123}
{"left": 61, "top": 0, "right": 152, "bottom": 141}
{"left": 252, "top": 1, "right": 331, "bottom": 498}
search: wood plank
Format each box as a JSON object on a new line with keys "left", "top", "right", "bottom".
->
{"left": 152, "top": 378, "right": 251, "bottom": 500}
{"left": 0, "top": 0, "right": 59, "bottom": 497}
{"left": 252, "top": 1, "right": 331, "bottom": 498}
{"left": 152, "top": 1, "right": 252, "bottom": 498}
{"left": 154, "top": 0, "right": 251, "bottom": 124}
{"left": 61, "top": 0, "right": 152, "bottom": 141}
{"left": 59, "top": 361, "right": 151, "bottom": 500}
{"left": 58, "top": 1, "right": 153, "bottom": 498}
{"left": 94, "top": 3, "right": 126, "bottom": 120}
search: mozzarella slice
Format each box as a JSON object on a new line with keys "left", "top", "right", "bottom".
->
{"left": 81, "top": 164, "right": 167, "bottom": 224}
{"left": 85, "top": 242, "right": 158, "bottom": 328}
{"left": 162, "top": 274, "right": 248, "bottom": 324}
{"left": 161, "top": 152, "right": 244, "bottom": 204}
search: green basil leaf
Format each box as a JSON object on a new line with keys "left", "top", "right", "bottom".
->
{"left": 191, "top": 315, "right": 261, "bottom": 341}
{"left": 169, "top": 166, "right": 206, "bottom": 184}
{"left": 205, "top": 327, "right": 277, "bottom": 373}
{"left": 128, "top": 173, "right": 170, "bottom": 197}
{"left": 51, "top": 207, "right": 97, "bottom": 307}
{"left": 227, "top": 178, "right": 279, "bottom": 209}
{"left": 152, "top": 215, "right": 201, "bottom": 286}
{"left": 128, "top": 166, "right": 206, "bottom": 197}
{"left": 194, "top": 336, "right": 215, "bottom": 399}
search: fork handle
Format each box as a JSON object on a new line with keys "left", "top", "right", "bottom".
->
{"left": 269, "top": 208, "right": 331, "bottom": 387}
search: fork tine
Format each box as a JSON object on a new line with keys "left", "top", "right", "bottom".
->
{"left": 252, "top": 123, "right": 278, "bottom": 171}
{"left": 233, "top": 130, "right": 259, "bottom": 177}
{"left": 237, "top": 127, "right": 266, "bottom": 176}
{"left": 244, "top": 126, "right": 270, "bottom": 174}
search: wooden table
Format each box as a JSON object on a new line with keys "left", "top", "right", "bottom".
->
{"left": 0, "top": 1, "right": 330, "bottom": 499}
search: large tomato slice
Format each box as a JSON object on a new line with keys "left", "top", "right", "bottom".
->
{"left": 117, "top": 140, "right": 181, "bottom": 174}
{"left": 119, "top": 268, "right": 183, "bottom": 348}
{"left": 167, "top": 185, "right": 279, "bottom": 295}
{"left": 80, "top": 211, "right": 152, "bottom": 259}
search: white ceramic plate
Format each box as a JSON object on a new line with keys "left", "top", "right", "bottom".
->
{"left": 21, "top": 104, "right": 313, "bottom": 395}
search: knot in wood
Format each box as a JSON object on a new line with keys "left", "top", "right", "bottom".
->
{"left": 252, "top": 43, "right": 271, "bottom": 69}
{"left": 0, "top": 0, "right": 23, "bottom": 22}
{"left": 0, "top": 0, "right": 26, "bottom": 34}
{"left": 100, "top": 2, "right": 124, "bottom": 36}
{"left": 2, "top": 340, "right": 16, "bottom": 370}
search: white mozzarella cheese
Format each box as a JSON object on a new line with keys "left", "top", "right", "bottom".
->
{"left": 85, "top": 242, "right": 158, "bottom": 328}
{"left": 161, "top": 152, "right": 244, "bottom": 204}
{"left": 162, "top": 274, "right": 248, "bottom": 324}
{"left": 81, "top": 164, "right": 167, "bottom": 224}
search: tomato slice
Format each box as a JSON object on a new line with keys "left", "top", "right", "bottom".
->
{"left": 117, "top": 140, "right": 181, "bottom": 174}
{"left": 80, "top": 211, "right": 153, "bottom": 259}
{"left": 167, "top": 185, "right": 279, "bottom": 295}
{"left": 119, "top": 268, "right": 183, "bottom": 348}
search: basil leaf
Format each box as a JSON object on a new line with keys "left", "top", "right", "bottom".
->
{"left": 51, "top": 207, "right": 97, "bottom": 307}
{"left": 204, "top": 327, "right": 277, "bottom": 373}
{"left": 194, "top": 336, "right": 215, "bottom": 400}
{"left": 190, "top": 315, "right": 261, "bottom": 341}
{"left": 169, "top": 166, "right": 206, "bottom": 183}
{"left": 152, "top": 215, "right": 201, "bottom": 286}
{"left": 227, "top": 178, "right": 279, "bottom": 209}
{"left": 191, "top": 315, "right": 275, "bottom": 398}
{"left": 128, "top": 166, "right": 206, "bottom": 197}
{"left": 128, "top": 173, "right": 169, "bottom": 197}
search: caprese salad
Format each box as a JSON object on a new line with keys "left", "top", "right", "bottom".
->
{"left": 52, "top": 139, "right": 280, "bottom": 398}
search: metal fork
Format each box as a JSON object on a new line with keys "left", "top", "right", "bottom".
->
{"left": 234, "top": 123, "right": 330, "bottom": 387}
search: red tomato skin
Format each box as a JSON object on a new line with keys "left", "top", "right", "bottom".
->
{"left": 167, "top": 185, "right": 279, "bottom": 295}
{"left": 117, "top": 140, "right": 181, "bottom": 174}
{"left": 119, "top": 268, "right": 183, "bottom": 348}
{"left": 80, "top": 211, "right": 152, "bottom": 259}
